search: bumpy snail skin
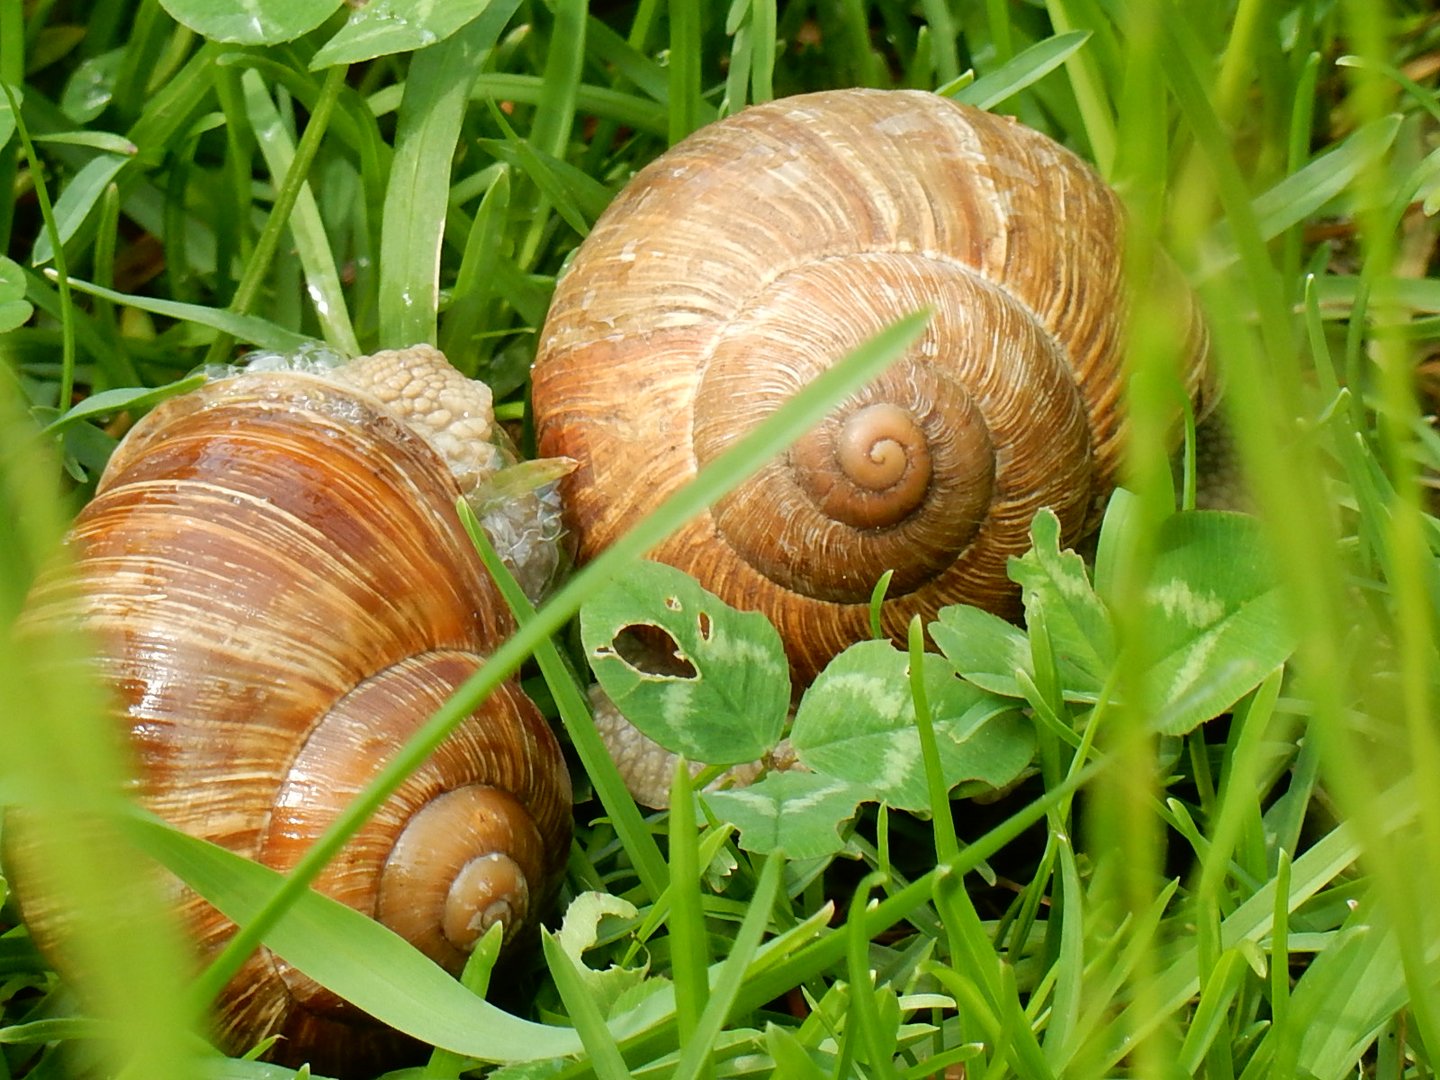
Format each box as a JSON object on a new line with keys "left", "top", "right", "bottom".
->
{"left": 532, "top": 88, "right": 1212, "bottom": 683}
{"left": 8, "top": 349, "right": 572, "bottom": 1076}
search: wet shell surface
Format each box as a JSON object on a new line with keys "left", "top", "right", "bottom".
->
{"left": 10, "top": 348, "right": 573, "bottom": 1075}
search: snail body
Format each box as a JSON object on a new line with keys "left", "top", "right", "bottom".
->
{"left": 532, "top": 88, "right": 1212, "bottom": 683}
{"left": 9, "top": 347, "right": 572, "bottom": 1075}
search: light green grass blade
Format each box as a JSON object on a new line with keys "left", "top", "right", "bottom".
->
{"left": 541, "top": 930, "right": 633, "bottom": 1078}
{"left": 129, "top": 812, "right": 588, "bottom": 1062}
{"left": 667, "top": 762, "right": 709, "bottom": 1071}
{"left": 516, "top": 0, "right": 586, "bottom": 266}
{"left": 377, "top": 3, "right": 520, "bottom": 346}
{"left": 671, "top": 854, "right": 782, "bottom": 1080}
{"left": 667, "top": 0, "right": 701, "bottom": 143}
{"left": 950, "top": 30, "right": 1092, "bottom": 111}
{"left": 58, "top": 274, "right": 314, "bottom": 351}
{"left": 240, "top": 69, "right": 359, "bottom": 355}
{"left": 471, "top": 74, "right": 668, "bottom": 134}
{"left": 1043, "top": 0, "right": 1116, "bottom": 172}
{"left": 27, "top": 151, "right": 129, "bottom": 266}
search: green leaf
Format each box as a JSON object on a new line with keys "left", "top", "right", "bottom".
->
{"left": 58, "top": 275, "right": 316, "bottom": 351}
{"left": 1007, "top": 509, "right": 1115, "bottom": 695}
{"left": 0, "top": 256, "right": 32, "bottom": 333}
{"left": 579, "top": 560, "right": 790, "bottom": 765}
{"left": 929, "top": 603, "right": 1033, "bottom": 698}
{"left": 1203, "top": 115, "right": 1402, "bottom": 274}
{"left": 0, "top": 302, "right": 29, "bottom": 335}
{"left": 311, "top": 0, "right": 502, "bottom": 68}
{"left": 950, "top": 30, "right": 1092, "bottom": 110}
{"left": 790, "top": 640, "right": 1033, "bottom": 811}
{"left": 240, "top": 69, "right": 359, "bottom": 355}
{"left": 701, "top": 772, "right": 864, "bottom": 859}
{"left": 551, "top": 893, "right": 654, "bottom": 1018}
{"left": 59, "top": 48, "right": 122, "bottom": 124}
{"left": 30, "top": 153, "right": 130, "bottom": 266}
{"left": 764, "top": 1023, "right": 830, "bottom": 1080}
{"left": 378, "top": 2, "right": 522, "bottom": 346}
{"left": 157, "top": 0, "right": 343, "bottom": 45}
{"left": 42, "top": 375, "right": 208, "bottom": 434}
{"left": 0, "top": 82, "right": 17, "bottom": 151}
{"left": 1144, "top": 511, "right": 1295, "bottom": 734}
{"left": 32, "top": 130, "right": 137, "bottom": 154}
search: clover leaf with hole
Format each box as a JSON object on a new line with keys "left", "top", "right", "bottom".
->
{"left": 579, "top": 560, "right": 790, "bottom": 766}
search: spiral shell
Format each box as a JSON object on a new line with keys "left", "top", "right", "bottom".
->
{"left": 532, "top": 88, "right": 1211, "bottom": 682}
{"left": 9, "top": 347, "right": 572, "bottom": 1075}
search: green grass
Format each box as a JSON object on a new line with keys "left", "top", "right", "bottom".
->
{"left": 2, "top": 1, "right": 1439, "bottom": 1078}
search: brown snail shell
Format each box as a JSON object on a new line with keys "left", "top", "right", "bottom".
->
{"left": 8, "top": 346, "right": 572, "bottom": 1075}
{"left": 531, "top": 88, "right": 1213, "bottom": 684}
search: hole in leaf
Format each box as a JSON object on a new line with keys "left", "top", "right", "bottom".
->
{"left": 610, "top": 623, "right": 697, "bottom": 679}
{"left": 696, "top": 610, "right": 713, "bottom": 641}
{"left": 663, "top": 594, "right": 682, "bottom": 611}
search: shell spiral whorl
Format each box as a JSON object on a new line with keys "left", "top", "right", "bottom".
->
{"left": 805, "top": 401, "right": 934, "bottom": 528}
{"left": 533, "top": 89, "right": 1212, "bottom": 681}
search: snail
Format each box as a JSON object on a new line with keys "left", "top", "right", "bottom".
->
{"left": 531, "top": 87, "right": 1213, "bottom": 688}
{"left": 7, "top": 345, "right": 573, "bottom": 1075}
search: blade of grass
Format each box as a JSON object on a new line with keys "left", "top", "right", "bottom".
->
{"left": 906, "top": 615, "right": 957, "bottom": 865}
{"left": 1194, "top": 671, "right": 1282, "bottom": 920}
{"left": 1268, "top": 848, "right": 1292, "bottom": 1040}
{"left": 516, "top": 0, "right": 585, "bottom": 268}
{"left": 240, "top": 69, "right": 359, "bottom": 355}
{"left": 917, "top": 0, "right": 959, "bottom": 83}
{"left": 671, "top": 853, "right": 783, "bottom": 1080}
{"left": 1176, "top": 949, "right": 1248, "bottom": 1073}
{"left": 377, "top": 2, "right": 520, "bottom": 347}
{"left": 1042, "top": 0, "right": 1116, "bottom": 173}
{"left": 667, "top": 0, "right": 701, "bottom": 143}
{"left": 129, "top": 812, "right": 588, "bottom": 1061}
{"left": 470, "top": 74, "right": 669, "bottom": 135}
{"left": 1041, "top": 833, "right": 1083, "bottom": 1066}
{"left": 199, "top": 63, "right": 348, "bottom": 366}
{"left": 3, "top": 81, "right": 75, "bottom": 421}
{"left": 27, "top": 151, "right": 130, "bottom": 267}
{"left": 0, "top": 395, "right": 196, "bottom": 1078}
{"left": 950, "top": 30, "right": 1092, "bottom": 112}
{"left": 847, "top": 873, "right": 903, "bottom": 1079}
{"left": 667, "top": 759, "right": 709, "bottom": 1066}
{"left": 423, "top": 922, "right": 504, "bottom": 1078}
{"left": 477, "top": 113, "right": 608, "bottom": 236}
{"left": 540, "top": 930, "right": 631, "bottom": 1078}
{"left": 54, "top": 274, "right": 314, "bottom": 352}
{"left": 749, "top": 0, "right": 775, "bottom": 103}
{"left": 42, "top": 375, "right": 207, "bottom": 434}
{"left": 930, "top": 844, "right": 1054, "bottom": 1079}
{"left": 438, "top": 167, "right": 509, "bottom": 365}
